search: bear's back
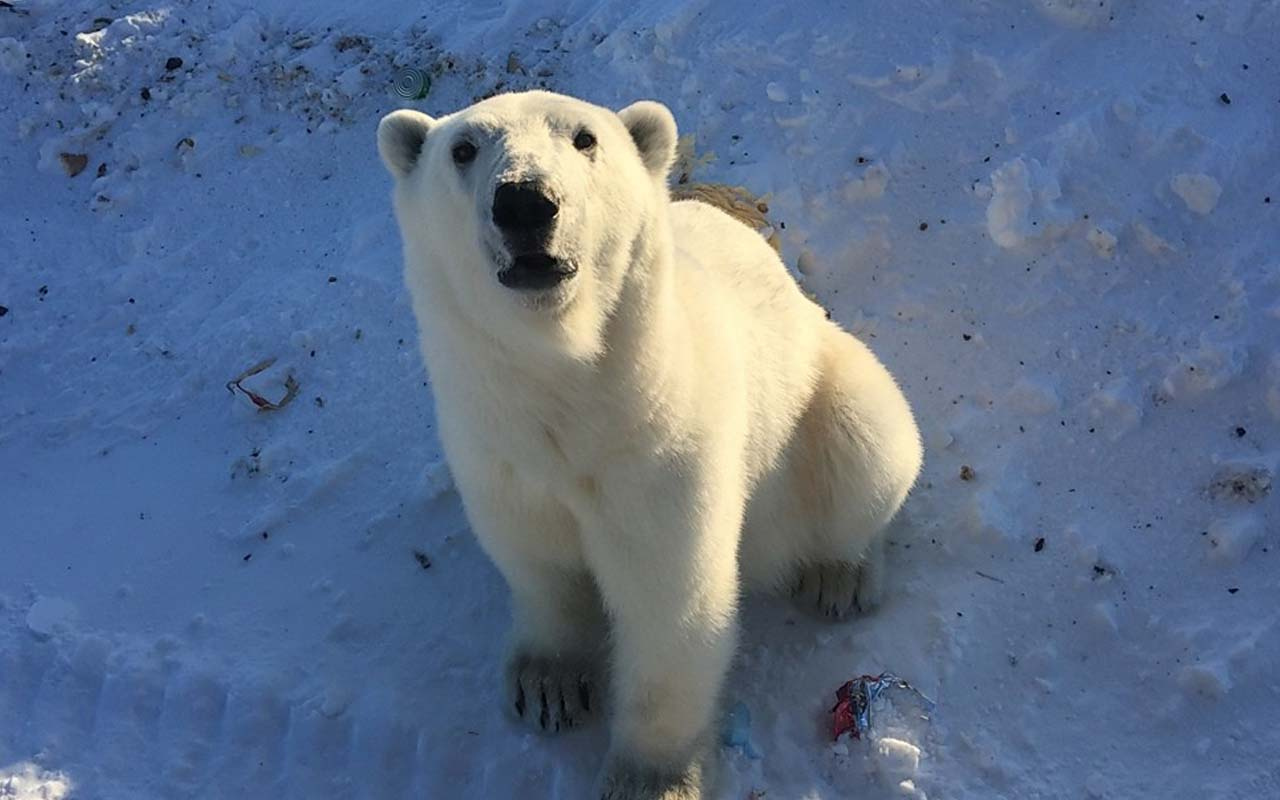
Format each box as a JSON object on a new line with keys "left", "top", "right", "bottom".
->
{"left": 669, "top": 199, "right": 825, "bottom": 329}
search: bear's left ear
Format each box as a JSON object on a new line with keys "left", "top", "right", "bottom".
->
{"left": 618, "top": 101, "right": 677, "bottom": 179}
{"left": 378, "top": 109, "right": 435, "bottom": 178}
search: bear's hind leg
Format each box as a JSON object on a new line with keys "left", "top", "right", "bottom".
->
{"left": 789, "top": 536, "right": 885, "bottom": 620}
{"left": 780, "top": 328, "right": 920, "bottom": 621}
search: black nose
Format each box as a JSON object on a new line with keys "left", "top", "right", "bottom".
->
{"left": 492, "top": 182, "right": 558, "bottom": 232}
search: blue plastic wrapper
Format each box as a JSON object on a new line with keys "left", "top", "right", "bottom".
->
{"left": 721, "top": 700, "right": 762, "bottom": 759}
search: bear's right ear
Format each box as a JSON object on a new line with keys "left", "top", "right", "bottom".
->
{"left": 618, "top": 101, "right": 677, "bottom": 179}
{"left": 378, "top": 109, "right": 435, "bottom": 178}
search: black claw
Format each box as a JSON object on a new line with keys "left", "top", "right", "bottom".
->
{"left": 514, "top": 681, "right": 527, "bottom": 717}
{"left": 538, "top": 686, "right": 550, "bottom": 730}
{"left": 579, "top": 680, "right": 592, "bottom": 713}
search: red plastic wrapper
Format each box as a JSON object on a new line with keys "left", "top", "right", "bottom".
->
{"left": 830, "top": 672, "right": 934, "bottom": 741}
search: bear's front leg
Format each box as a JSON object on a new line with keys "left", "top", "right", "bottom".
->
{"left": 450, "top": 459, "right": 608, "bottom": 734}
{"left": 501, "top": 564, "right": 608, "bottom": 734}
{"left": 584, "top": 469, "right": 743, "bottom": 800}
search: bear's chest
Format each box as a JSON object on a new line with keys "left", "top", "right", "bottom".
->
{"left": 439, "top": 367, "right": 661, "bottom": 485}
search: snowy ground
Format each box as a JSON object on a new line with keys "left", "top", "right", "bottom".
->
{"left": 2, "top": 0, "right": 1278, "bottom": 798}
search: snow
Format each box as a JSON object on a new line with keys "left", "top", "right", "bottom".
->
{"left": 0, "top": 762, "right": 73, "bottom": 800}
{"left": 22, "top": 598, "right": 77, "bottom": 641}
{"left": 1, "top": 0, "right": 1278, "bottom": 798}
{"left": 1170, "top": 172, "right": 1223, "bottom": 215}
{"left": 985, "top": 157, "right": 1071, "bottom": 249}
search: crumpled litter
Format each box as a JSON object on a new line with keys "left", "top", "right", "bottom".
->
{"left": 721, "top": 700, "right": 762, "bottom": 759}
{"left": 831, "top": 672, "right": 935, "bottom": 741}
{"left": 226, "top": 357, "right": 299, "bottom": 412}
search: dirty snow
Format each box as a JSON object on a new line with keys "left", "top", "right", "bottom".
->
{"left": 1, "top": 0, "right": 1278, "bottom": 798}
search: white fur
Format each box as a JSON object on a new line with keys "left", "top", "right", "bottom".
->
{"left": 378, "top": 91, "right": 923, "bottom": 798}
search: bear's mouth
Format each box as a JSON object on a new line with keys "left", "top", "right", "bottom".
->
{"left": 497, "top": 253, "right": 578, "bottom": 291}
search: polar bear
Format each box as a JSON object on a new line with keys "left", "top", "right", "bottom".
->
{"left": 378, "top": 91, "right": 922, "bottom": 799}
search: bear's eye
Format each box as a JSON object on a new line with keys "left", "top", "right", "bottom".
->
{"left": 572, "top": 130, "right": 597, "bottom": 152}
{"left": 451, "top": 141, "right": 477, "bottom": 165}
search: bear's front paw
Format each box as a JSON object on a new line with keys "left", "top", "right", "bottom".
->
{"left": 504, "top": 649, "right": 598, "bottom": 734}
{"left": 791, "top": 557, "right": 884, "bottom": 620}
{"left": 597, "top": 753, "right": 706, "bottom": 800}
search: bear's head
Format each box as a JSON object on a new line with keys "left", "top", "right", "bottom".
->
{"left": 378, "top": 91, "right": 678, "bottom": 361}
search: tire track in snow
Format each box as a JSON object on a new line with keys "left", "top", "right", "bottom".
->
{"left": 1, "top": 617, "right": 435, "bottom": 800}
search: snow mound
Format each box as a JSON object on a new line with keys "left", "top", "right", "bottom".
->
{"left": 1204, "top": 515, "right": 1263, "bottom": 564}
{"left": 1169, "top": 172, "right": 1222, "bottom": 215}
{"left": 985, "top": 158, "right": 1073, "bottom": 249}
{"left": 0, "top": 763, "right": 74, "bottom": 800}
{"left": 25, "top": 597, "right": 78, "bottom": 640}
{"left": 1033, "top": 0, "right": 1121, "bottom": 28}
